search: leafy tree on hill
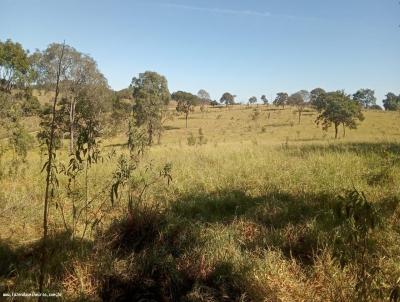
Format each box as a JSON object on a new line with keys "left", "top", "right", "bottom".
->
{"left": 353, "top": 89, "right": 376, "bottom": 108}
{"left": 273, "top": 92, "right": 288, "bottom": 109}
{"left": 315, "top": 91, "right": 364, "bottom": 138}
{"left": 382, "top": 93, "right": 400, "bottom": 111}
{"left": 220, "top": 92, "right": 235, "bottom": 106}
{"left": 248, "top": 96, "right": 257, "bottom": 105}
{"left": 287, "top": 92, "right": 306, "bottom": 124}
{"left": 0, "top": 39, "right": 31, "bottom": 93}
{"left": 310, "top": 88, "right": 326, "bottom": 110}
{"left": 261, "top": 94, "right": 268, "bottom": 105}
{"left": 131, "top": 71, "right": 170, "bottom": 145}
{"left": 34, "top": 43, "right": 110, "bottom": 154}
{"left": 172, "top": 90, "right": 199, "bottom": 128}
{"left": 197, "top": 89, "right": 211, "bottom": 103}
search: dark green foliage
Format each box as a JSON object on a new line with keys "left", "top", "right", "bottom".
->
{"left": 353, "top": 89, "right": 377, "bottom": 108}
{"left": 219, "top": 92, "right": 235, "bottom": 105}
{"left": 261, "top": 95, "right": 268, "bottom": 105}
{"left": 131, "top": 71, "right": 170, "bottom": 145}
{"left": 287, "top": 92, "right": 307, "bottom": 124}
{"left": 383, "top": 93, "right": 400, "bottom": 111}
{"left": 273, "top": 92, "right": 288, "bottom": 109}
{"left": 0, "top": 39, "right": 31, "bottom": 92}
{"left": 315, "top": 91, "right": 364, "bottom": 138}
{"left": 173, "top": 91, "right": 199, "bottom": 128}
{"left": 248, "top": 96, "right": 257, "bottom": 105}
{"left": 310, "top": 88, "right": 327, "bottom": 111}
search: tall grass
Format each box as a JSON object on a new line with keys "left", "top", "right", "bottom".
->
{"left": 0, "top": 107, "right": 399, "bottom": 301}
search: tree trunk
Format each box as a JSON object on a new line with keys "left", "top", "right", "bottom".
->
{"left": 334, "top": 123, "right": 339, "bottom": 139}
{"left": 185, "top": 112, "right": 188, "bottom": 128}
{"left": 298, "top": 110, "right": 301, "bottom": 124}
{"left": 343, "top": 123, "right": 346, "bottom": 137}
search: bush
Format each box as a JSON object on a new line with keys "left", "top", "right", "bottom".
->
{"left": 21, "top": 95, "right": 41, "bottom": 116}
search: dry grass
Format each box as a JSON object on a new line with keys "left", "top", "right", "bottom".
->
{"left": 0, "top": 105, "right": 399, "bottom": 301}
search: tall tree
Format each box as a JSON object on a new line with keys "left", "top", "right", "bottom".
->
{"left": 273, "top": 92, "right": 288, "bottom": 109}
{"left": 197, "top": 89, "right": 211, "bottom": 103}
{"left": 220, "top": 92, "right": 235, "bottom": 106}
{"left": 382, "top": 92, "right": 400, "bottom": 111}
{"left": 353, "top": 89, "right": 377, "bottom": 108}
{"left": 172, "top": 90, "right": 199, "bottom": 128}
{"left": 34, "top": 43, "right": 109, "bottom": 154}
{"left": 131, "top": 71, "right": 170, "bottom": 145}
{"left": 0, "top": 39, "right": 31, "bottom": 93}
{"left": 287, "top": 92, "right": 306, "bottom": 124}
{"left": 248, "top": 96, "right": 257, "bottom": 105}
{"left": 315, "top": 91, "right": 364, "bottom": 139}
{"left": 261, "top": 95, "right": 268, "bottom": 105}
{"left": 310, "top": 88, "right": 326, "bottom": 110}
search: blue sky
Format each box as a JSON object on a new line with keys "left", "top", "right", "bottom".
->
{"left": 1, "top": 0, "right": 399, "bottom": 104}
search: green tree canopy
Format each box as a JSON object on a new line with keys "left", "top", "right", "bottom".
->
{"left": 0, "top": 39, "right": 31, "bottom": 92}
{"left": 34, "top": 43, "right": 110, "bottom": 153}
{"left": 248, "top": 96, "right": 257, "bottom": 105}
{"left": 273, "top": 92, "right": 288, "bottom": 109}
{"left": 172, "top": 90, "right": 199, "bottom": 128}
{"left": 310, "top": 88, "right": 326, "bottom": 110}
{"left": 382, "top": 93, "right": 400, "bottom": 111}
{"left": 219, "top": 92, "right": 235, "bottom": 105}
{"left": 315, "top": 91, "right": 364, "bottom": 138}
{"left": 131, "top": 71, "right": 170, "bottom": 145}
{"left": 197, "top": 89, "right": 211, "bottom": 103}
{"left": 261, "top": 95, "right": 268, "bottom": 105}
{"left": 287, "top": 92, "right": 307, "bottom": 124}
{"left": 353, "top": 89, "right": 376, "bottom": 108}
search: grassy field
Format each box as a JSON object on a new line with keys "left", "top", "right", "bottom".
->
{"left": 0, "top": 105, "right": 399, "bottom": 301}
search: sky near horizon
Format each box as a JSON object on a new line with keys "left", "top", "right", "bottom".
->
{"left": 1, "top": 0, "right": 399, "bottom": 104}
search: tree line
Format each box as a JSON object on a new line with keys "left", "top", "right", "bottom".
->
{"left": 1, "top": 38, "right": 400, "bottom": 148}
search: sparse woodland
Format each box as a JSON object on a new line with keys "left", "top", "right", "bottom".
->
{"left": 1, "top": 39, "right": 400, "bottom": 301}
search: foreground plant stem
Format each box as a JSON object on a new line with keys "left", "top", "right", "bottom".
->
{"left": 38, "top": 42, "right": 65, "bottom": 302}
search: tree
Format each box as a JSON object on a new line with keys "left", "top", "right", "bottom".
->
{"left": 172, "top": 90, "right": 199, "bottom": 128}
{"left": 261, "top": 95, "right": 268, "bottom": 105}
{"left": 34, "top": 43, "right": 109, "bottom": 154}
{"left": 0, "top": 39, "right": 31, "bottom": 92}
{"left": 382, "top": 93, "right": 400, "bottom": 111}
{"left": 273, "top": 92, "right": 288, "bottom": 109}
{"left": 353, "top": 89, "right": 377, "bottom": 108}
{"left": 248, "top": 96, "right": 257, "bottom": 105}
{"left": 310, "top": 88, "right": 326, "bottom": 110}
{"left": 297, "top": 90, "right": 311, "bottom": 103}
{"left": 131, "top": 71, "right": 170, "bottom": 145}
{"left": 287, "top": 92, "right": 306, "bottom": 124}
{"left": 315, "top": 91, "right": 364, "bottom": 139}
{"left": 210, "top": 100, "right": 219, "bottom": 106}
{"left": 197, "top": 89, "right": 211, "bottom": 103}
{"left": 220, "top": 92, "right": 235, "bottom": 106}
